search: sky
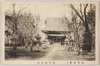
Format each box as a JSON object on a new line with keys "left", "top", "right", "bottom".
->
{"left": 3, "top": 2, "right": 94, "bottom": 23}
{"left": 3, "top": 2, "right": 94, "bottom": 29}
{"left": 3, "top": 2, "right": 73, "bottom": 29}
{"left": 4, "top": 2, "right": 71, "bottom": 17}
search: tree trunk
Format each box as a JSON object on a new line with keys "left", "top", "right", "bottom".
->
{"left": 30, "top": 46, "right": 33, "bottom": 52}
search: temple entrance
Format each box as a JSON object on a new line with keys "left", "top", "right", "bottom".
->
{"left": 48, "top": 35, "right": 66, "bottom": 44}
{"left": 54, "top": 37, "right": 60, "bottom": 42}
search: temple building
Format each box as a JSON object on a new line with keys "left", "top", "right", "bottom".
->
{"left": 42, "top": 17, "right": 73, "bottom": 44}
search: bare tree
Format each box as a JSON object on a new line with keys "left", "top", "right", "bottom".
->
{"left": 71, "top": 13, "right": 80, "bottom": 51}
{"left": 64, "top": 4, "right": 95, "bottom": 58}
{"left": 65, "top": 4, "right": 90, "bottom": 34}
{"left": 5, "top": 3, "right": 30, "bottom": 55}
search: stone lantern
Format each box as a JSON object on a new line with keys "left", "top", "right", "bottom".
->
{"left": 35, "top": 34, "right": 41, "bottom": 51}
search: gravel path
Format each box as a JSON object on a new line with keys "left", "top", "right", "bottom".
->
{"left": 39, "top": 47, "right": 59, "bottom": 60}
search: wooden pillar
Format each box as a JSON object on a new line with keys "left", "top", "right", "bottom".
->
{"left": 46, "top": 34, "right": 48, "bottom": 39}
{"left": 53, "top": 37, "right": 54, "bottom": 43}
{"left": 60, "top": 37, "right": 61, "bottom": 45}
{"left": 56, "top": 37, "right": 57, "bottom": 42}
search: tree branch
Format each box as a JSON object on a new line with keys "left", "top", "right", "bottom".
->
{"left": 84, "top": 4, "right": 90, "bottom": 34}
{"left": 69, "top": 4, "right": 85, "bottom": 23}
{"left": 80, "top": 4, "right": 84, "bottom": 19}
{"left": 17, "top": 3, "right": 30, "bottom": 17}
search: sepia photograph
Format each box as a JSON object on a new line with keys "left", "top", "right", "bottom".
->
{"left": 1, "top": 1, "right": 99, "bottom": 65}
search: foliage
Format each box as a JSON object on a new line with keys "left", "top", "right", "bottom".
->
{"left": 5, "top": 3, "right": 41, "bottom": 47}
{"left": 65, "top": 4, "right": 96, "bottom": 52}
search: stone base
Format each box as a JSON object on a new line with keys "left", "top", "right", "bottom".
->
{"left": 80, "top": 50, "right": 88, "bottom": 55}
{"left": 34, "top": 50, "right": 41, "bottom": 52}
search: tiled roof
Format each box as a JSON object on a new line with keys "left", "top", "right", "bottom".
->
{"left": 42, "top": 27, "right": 68, "bottom": 31}
{"left": 42, "top": 17, "right": 70, "bottom": 32}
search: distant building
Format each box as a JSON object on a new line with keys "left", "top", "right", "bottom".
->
{"left": 42, "top": 17, "right": 72, "bottom": 44}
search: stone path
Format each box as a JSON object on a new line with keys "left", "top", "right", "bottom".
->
{"left": 39, "top": 46, "right": 59, "bottom": 60}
